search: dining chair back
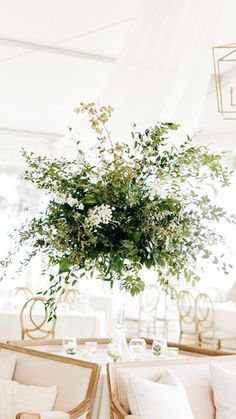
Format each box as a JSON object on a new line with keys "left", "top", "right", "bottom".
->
{"left": 154, "top": 288, "right": 179, "bottom": 340}
{"left": 195, "top": 292, "right": 217, "bottom": 347}
{"left": 8, "top": 286, "right": 33, "bottom": 310}
{"left": 20, "top": 296, "right": 56, "bottom": 340}
{"left": 177, "top": 289, "right": 197, "bottom": 344}
{"left": 138, "top": 284, "right": 160, "bottom": 337}
{"left": 59, "top": 288, "right": 80, "bottom": 309}
{"left": 59, "top": 288, "right": 89, "bottom": 312}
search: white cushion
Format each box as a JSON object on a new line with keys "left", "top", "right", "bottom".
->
{"left": 128, "top": 370, "right": 194, "bottom": 419}
{"left": 0, "top": 378, "right": 57, "bottom": 419}
{"left": 0, "top": 353, "right": 16, "bottom": 379}
{"left": 210, "top": 363, "right": 236, "bottom": 419}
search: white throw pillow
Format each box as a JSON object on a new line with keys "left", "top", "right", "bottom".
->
{"left": 0, "top": 353, "right": 16, "bottom": 379}
{"left": 128, "top": 370, "right": 194, "bottom": 419}
{"left": 210, "top": 363, "right": 236, "bottom": 419}
{"left": 0, "top": 377, "right": 57, "bottom": 419}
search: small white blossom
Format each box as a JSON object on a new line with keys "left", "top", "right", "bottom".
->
{"left": 78, "top": 203, "right": 84, "bottom": 210}
{"left": 87, "top": 204, "right": 113, "bottom": 228}
{"left": 149, "top": 182, "right": 169, "bottom": 201}
{"left": 53, "top": 192, "right": 66, "bottom": 202}
{"left": 66, "top": 197, "right": 78, "bottom": 207}
{"left": 178, "top": 208, "right": 185, "bottom": 220}
{"left": 207, "top": 235, "right": 217, "bottom": 246}
{"left": 53, "top": 192, "right": 78, "bottom": 207}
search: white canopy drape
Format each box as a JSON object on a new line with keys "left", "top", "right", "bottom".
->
{"left": 102, "top": 0, "right": 236, "bottom": 138}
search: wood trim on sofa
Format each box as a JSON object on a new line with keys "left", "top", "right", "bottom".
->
{"left": 0, "top": 342, "right": 101, "bottom": 419}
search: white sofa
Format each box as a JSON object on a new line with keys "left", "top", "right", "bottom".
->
{"left": 107, "top": 354, "right": 236, "bottom": 419}
{"left": 0, "top": 342, "right": 101, "bottom": 419}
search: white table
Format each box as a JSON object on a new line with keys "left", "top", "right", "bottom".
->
{"left": 0, "top": 310, "right": 106, "bottom": 341}
{"left": 213, "top": 302, "right": 236, "bottom": 348}
{"left": 214, "top": 302, "right": 236, "bottom": 332}
{"left": 88, "top": 295, "right": 114, "bottom": 335}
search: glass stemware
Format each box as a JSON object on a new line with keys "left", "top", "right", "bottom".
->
{"left": 152, "top": 337, "right": 167, "bottom": 358}
{"left": 129, "top": 338, "right": 146, "bottom": 360}
{"left": 107, "top": 341, "right": 122, "bottom": 363}
{"left": 62, "top": 337, "right": 77, "bottom": 355}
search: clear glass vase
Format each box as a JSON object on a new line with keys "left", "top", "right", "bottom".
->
{"left": 112, "top": 278, "right": 132, "bottom": 361}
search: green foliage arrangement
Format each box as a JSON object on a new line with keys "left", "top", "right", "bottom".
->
{"left": 1, "top": 103, "right": 235, "bottom": 316}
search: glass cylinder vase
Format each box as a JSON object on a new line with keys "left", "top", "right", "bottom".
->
{"left": 112, "top": 278, "right": 132, "bottom": 361}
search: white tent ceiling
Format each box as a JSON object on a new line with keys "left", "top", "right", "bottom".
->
{"left": 0, "top": 0, "right": 139, "bottom": 164}
{"left": 0, "top": 0, "right": 236, "bottom": 167}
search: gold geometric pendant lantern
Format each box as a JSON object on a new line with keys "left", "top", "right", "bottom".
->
{"left": 213, "top": 43, "right": 236, "bottom": 119}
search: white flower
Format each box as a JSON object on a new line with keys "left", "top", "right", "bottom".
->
{"left": 78, "top": 203, "right": 84, "bottom": 210}
{"left": 87, "top": 204, "right": 113, "bottom": 228}
{"left": 53, "top": 192, "right": 78, "bottom": 207}
{"left": 66, "top": 197, "right": 78, "bottom": 207}
{"left": 53, "top": 191, "right": 66, "bottom": 202}
{"left": 149, "top": 182, "right": 169, "bottom": 201}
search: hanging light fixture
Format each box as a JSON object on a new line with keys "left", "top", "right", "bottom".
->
{"left": 213, "top": 43, "right": 236, "bottom": 119}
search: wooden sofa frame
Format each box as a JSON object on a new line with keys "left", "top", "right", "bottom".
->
{"left": 107, "top": 339, "right": 235, "bottom": 419}
{"left": 0, "top": 342, "right": 101, "bottom": 419}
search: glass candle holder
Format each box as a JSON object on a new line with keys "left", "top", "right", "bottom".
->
{"left": 107, "top": 342, "right": 122, "bottom": 363}
{"left": 129, "top": 338, "right": 146, "bottom": 360}
{"left": 85, "top": 341, "right": 97, "bottom": 359}
{"left": 152, "top": 337, "right": 167, "bottom": 358}
{"left": 63, "top": 337, "right": 77, "bottom": 355}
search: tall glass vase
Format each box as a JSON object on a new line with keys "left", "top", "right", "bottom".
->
{"left": 111, "top": 278, "right": 132, "bottom": 361}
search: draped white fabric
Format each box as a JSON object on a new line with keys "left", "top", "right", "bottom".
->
{"left": 102, "top": 0, "right": 236, "bottom": 138}
{"left": 1, "top": 0, "right": 236, "bottom": 297}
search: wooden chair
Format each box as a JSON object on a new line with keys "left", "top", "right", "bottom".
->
{"left": 155, "top": 288, "right": 179, "bottom": 340}
{"left": 178, "top": 289, "right": 197, "bottom": 345}
{"left": 0, "top": 342, "right": 100, "bottom": 419}
{"left": 8, "top": 286, "right": 33, "bottom": 310}
{"left": 20, "top": 296, "right": 56, "bottom": 340}
{"left": 195, "top": 292, "right": 236, "bottom": 350}
{"left": 138, "top": 284, "right": 160, "bottom": 337}
{"left": 59, "top": 288, "right": 88, "bottom": 311}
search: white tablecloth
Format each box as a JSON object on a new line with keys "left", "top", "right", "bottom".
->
{"left": 214, "top": 302, "right": 236, "bottom": 332}
{"left": 88, "top": 295, "right": 114, "bottom": 335}
{"left": 0, "top": 310, "right": 106, "bottom": 341}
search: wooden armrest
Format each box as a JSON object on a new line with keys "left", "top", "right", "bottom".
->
{"left": 16, "top": 414, "right": 40, "bottom": 419}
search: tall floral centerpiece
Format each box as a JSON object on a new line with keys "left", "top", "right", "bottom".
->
{"left": 1, "top": 103, "right": 235, "bottom": 319}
